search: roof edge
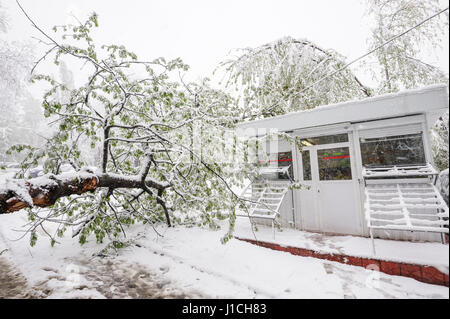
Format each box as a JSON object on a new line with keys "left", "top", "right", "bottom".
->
{"left": 237, "top": 84, "right": 449, "bottom": 128}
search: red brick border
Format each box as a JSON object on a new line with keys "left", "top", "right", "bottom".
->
{"left": 235, "top": 237, "right": 449, "bottom": 287}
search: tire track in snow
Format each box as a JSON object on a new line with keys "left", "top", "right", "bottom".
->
{"left": 323, "top": 263, "right": 356, "bottom": 299}
{"left": 0, "top": 256, "right": 50, "bottom": 298}
{"left": 71, "top": 256, "right": 208, "bottom": 299}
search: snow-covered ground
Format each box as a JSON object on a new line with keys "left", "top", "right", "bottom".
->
{"left": 234, "top": 218, "right": 449, "bottom": 273}
{"left": 0, "top": 167, "right": 448, "bottom": 299}
{"left": 0, "top": 209, "right": 448, "bottom": 299}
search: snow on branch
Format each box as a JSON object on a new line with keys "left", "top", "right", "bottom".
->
{"left": 0, "top": 170, "right": 98, "bottom": 214}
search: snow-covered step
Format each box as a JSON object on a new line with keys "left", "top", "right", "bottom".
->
{"left": 255, "top": 205, "right": 278, "bottom": 210}
{"left": 252, "top": 208, "right": 275, "bottom": 213}
{"left": 370, "top": 210, "right": 404, "bottom": 216}
{"left": 363, "top": 165, "right": 449, "bottom": 255}
{"left": 368, "top": 198, "right": 401, "bottom": 203}
{"left": 368, "top": 191, "right": 437, "bottom": 197}
{"left": 259, "top": 201, "right": 280, "bottom": 205}
{"left": 237, "top": 179, "right": 290, "bottom": 238}
{"left": 369, "top": 225, "right": 447, "bottom": 232}
{"left": 370, "top": 203, "right": 444, "bottom": 209}
{"left": 369, "top": 198, "right": 440, "bottom": 205}
{"left": 368, "top": 187, "right": 435, "bottom": 193}
{"left": 362, "top": 163, "right": 438, "bottom": 178}
{"left": 364, "top": 178, "right": 449, "bottom": 242}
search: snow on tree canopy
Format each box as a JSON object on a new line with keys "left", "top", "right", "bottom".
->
{"left": 218, "top": 36, "right": 370, "bottom": 120}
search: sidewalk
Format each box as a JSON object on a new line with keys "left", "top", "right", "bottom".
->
{"left": 234, "top": 217, "right": 449, "bottom": 286}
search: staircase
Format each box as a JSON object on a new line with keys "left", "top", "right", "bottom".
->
{"left": 237, "top": 179, "right": 290, "bottom": 238}
{"left": 363, "top": 164, "right": 449, "bottom": 254}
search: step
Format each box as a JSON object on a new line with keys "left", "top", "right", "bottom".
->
{"left": 370, "top": 204, "right": 445, "bottom": 210}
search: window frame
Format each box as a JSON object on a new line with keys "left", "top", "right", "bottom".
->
{"left": 359, "top": 132, "right": 427, "bottom": 168}
{"left": 317, "top": 146, "right": 352, "bottom": 181}
{"left": 300, "top": 140, "right": 353, "bottom": 183}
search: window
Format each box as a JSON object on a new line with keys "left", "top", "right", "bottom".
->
{"left": 317, "top": 147, "right": 352, "bottom": 180}
{"left": 277, "top": 151, "right": 293, "bottom": 180}
{"left": 301, "top": 133, "right": 348, "bottom": 146}
{"left": 258, "top": 151, "right": 293, "bottom": 180}
{"left": 360, "top": 133, "right": 426, "bottom": 167}
{"left": 302, "top": 150, "right": 311, "bottom": 180}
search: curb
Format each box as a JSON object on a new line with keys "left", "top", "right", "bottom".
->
{"left": 235, "top": 236, "right": 449, "bottom": 287}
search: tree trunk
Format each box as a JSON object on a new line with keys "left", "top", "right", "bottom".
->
{"left": 102, "top": 126, "right": 110, "bottom": 173}
{"left": 0, "top": 171, "right": 169, "bottom": 215}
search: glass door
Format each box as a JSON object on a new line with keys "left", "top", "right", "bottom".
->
{"left": 297, "top": 149, "right": 320, "bottom": 231}
{"left": 315, "top": 143, "right": 360, "bottom": 235}
{"left": 297, "top": 133, "right": 361, "bottom": 235}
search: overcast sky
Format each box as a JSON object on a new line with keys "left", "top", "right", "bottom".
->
{"left": 2, "top": 0, "right": 449, "bottom": 90}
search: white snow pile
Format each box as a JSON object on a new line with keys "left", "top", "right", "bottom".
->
{"left": 437, "top": 168, "right": 449, "bottom": 205}
{"left": 0, "top": 168, "right": 98, "bottom": 195}
{"left": 0, "top": 178, "right": 33, "bottom": 207}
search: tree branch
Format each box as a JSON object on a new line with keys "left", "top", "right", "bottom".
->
{"left": 0, "top": 170, "right": 170, "bottom": 215}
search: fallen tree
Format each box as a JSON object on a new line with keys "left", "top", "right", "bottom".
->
{"left": 0, "top": 170, "right": 170, "bottom": 215}
{"left": 0, "top": 3, "right": 259, "bottom": 247}
{"left": 0, "top": 2, "right": 320, "bottom": 247}
{"left": 0, "top": 171, "right": 99, "bottom": 214}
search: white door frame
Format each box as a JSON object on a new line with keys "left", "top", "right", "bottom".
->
{"left": 292, "top": 123, "right": 353, "bottom": 230}
{"left": 295, "top": 134, "right": 362, "bottom": 235}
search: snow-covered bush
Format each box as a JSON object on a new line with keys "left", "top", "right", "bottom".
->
{"left": 437, "top": 168, "right": 449, "bottom": 206}
{"left": 432, "top": 111, "right": 449, "bottom": 172}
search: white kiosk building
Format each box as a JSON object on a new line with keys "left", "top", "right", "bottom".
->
{"left": 237, "top": 84, "right": 449, "bottom": 243}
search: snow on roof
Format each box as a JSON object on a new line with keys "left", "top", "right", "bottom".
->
{"left": 237, "top": 84, "right": 449, "bottom": 132}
